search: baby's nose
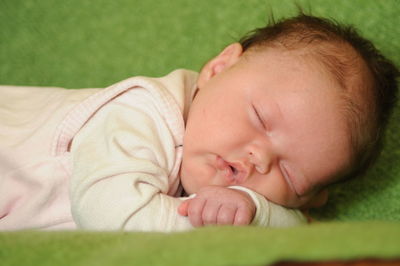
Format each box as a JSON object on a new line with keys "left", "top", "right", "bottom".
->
{"left": 248, "top": 149, "right": 274, "bottom": 175}
{"left": 255, "top": 164, "right": 268, "bottom": 174}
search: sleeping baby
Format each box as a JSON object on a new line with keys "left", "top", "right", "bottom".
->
{"left": 0, "top": 13, "right": 398, "bottom": 231}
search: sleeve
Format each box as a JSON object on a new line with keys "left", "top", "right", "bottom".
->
{"left": 70, "top": 88, "right": 192, "bottom": 232}
{"left": 229, "top": 186, "right": 307, "bottom": 227}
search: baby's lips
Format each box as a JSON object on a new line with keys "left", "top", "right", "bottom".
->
{"left": 215, "top": 155, "right": 229, "bottom": 170}
{"left": 227, "top": 161, "right": 250, "bottom": 183}
{"left": 216, "top": 155, "right": 235, "bottom": 182}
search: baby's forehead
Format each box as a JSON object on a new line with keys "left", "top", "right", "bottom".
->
{"left": 242, "top": 42, "right": 372, "bottom": 115}
{"left": 246, "top": 44, "right": 370, "bottom": 149}
{"left": 248, "top": 42, "right": 368, "bottom": 87}
{"left": 247, "top": 45, "right": 359, "bottom": 89}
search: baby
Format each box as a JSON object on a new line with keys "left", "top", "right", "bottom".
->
{"left": 0, "top": 14, "right": 398, "bottom": 231}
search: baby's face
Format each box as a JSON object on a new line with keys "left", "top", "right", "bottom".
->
{"left": 180, "top": 44, "right": 352, "bottom": 208}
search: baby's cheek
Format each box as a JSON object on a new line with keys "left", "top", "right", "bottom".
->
{"left": 180, "top": 163, "right": 207, "bottom": 194}
{"left": 179, "top": 166, "right": 195, "bottom": 194}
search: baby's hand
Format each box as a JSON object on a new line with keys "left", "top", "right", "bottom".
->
{"left": 178, "top": 186, "right": 256, "bottom": 227}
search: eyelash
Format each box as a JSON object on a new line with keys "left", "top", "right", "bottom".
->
{"left": 280, "top": 162, "right": 300, "bottom": 197}
{"left": 253, "top": 106, "right": 266, "bottom": 129}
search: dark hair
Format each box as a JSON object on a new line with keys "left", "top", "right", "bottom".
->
{"left": 239, "top": 13, "right": 399, "bottom": 179}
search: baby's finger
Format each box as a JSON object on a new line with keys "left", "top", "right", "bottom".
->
{"left": 233, "top": 206, "right": 253, "bottom": 226}
{"left": 216, "top": 204, "right": 236, "bottom": 225}
{"left": 187, "top": 197, "right": 206, "bottom": 227}
{"left": 178, "top": 200, "right": 190, "bottom": 216}
{"left": 201, "top": 200, "right": 221, "bottom": 226}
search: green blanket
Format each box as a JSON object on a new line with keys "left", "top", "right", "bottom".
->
{"left": 1, "top": 223, "right": 400, "bottom": 266}
{"left": 0, "top": 0, "right": 399, "bottom": 265}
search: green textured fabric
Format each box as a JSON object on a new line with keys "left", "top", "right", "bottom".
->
{"left": 0, "top": 222, "right": 400, "bottom": 266}
{"left": 0, "top": 0, "right": 399, "bottom": 265}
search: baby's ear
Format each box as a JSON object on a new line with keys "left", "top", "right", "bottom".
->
{"left": 301, "top": 189, "right": 329, "bottom": 210}
{"left": 197, "top": 43, "right": 243, "bottom": 88}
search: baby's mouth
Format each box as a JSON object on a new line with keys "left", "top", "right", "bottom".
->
{"left": 216, "top": 156, "right": 246, "bottom": 184}
{"left": 229, "top": 165, "right": 239, "bottom": 175}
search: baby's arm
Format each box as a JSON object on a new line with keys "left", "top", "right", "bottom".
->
{"left": 70, "top": 88, "right": 193, "bottom": 232}
{"left": 232, "top": 186, "right": 308, "bottom": 227}
{"left": 179, "top": 186, "right": 307, "bottom": 227}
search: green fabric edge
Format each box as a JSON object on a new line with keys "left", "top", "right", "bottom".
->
{"left": 1, "top": 221, "right": 400, "bottom": 266}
